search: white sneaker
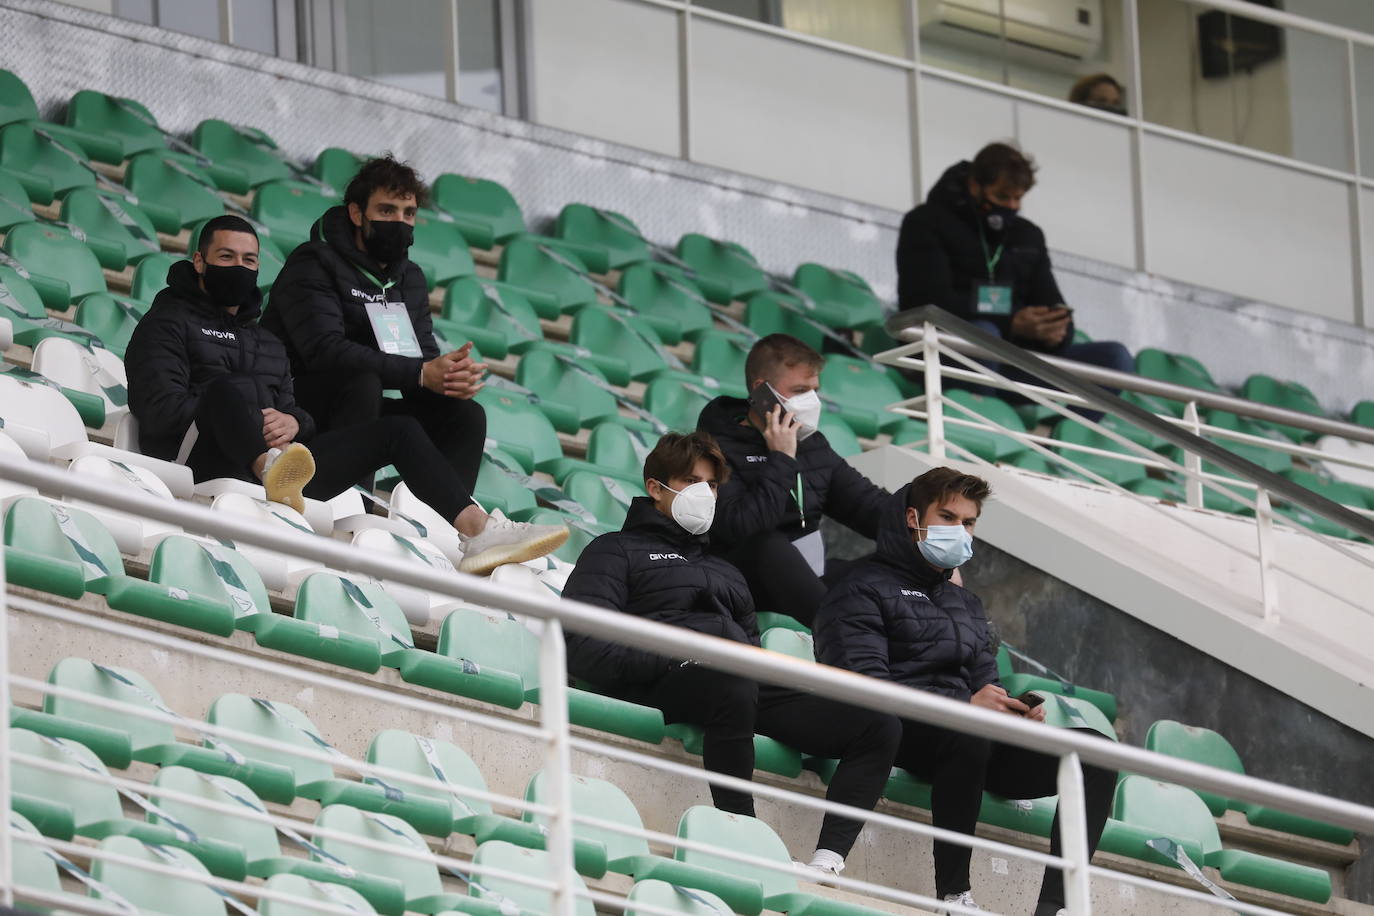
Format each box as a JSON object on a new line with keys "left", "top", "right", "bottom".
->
{"left": 458, "top": 515, "right": 570, "bottom": 575}
{"left": 791, "top": 859, "right": 843, "bottom": 886}
{"left": 261, "top": 443, "right": 315, "bottom": 515}
{"left": 939, "top": 891, "right": 981, "bottom": 914}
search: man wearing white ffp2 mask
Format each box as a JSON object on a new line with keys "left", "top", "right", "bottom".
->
{"left": 697, "top": 334, "right": 890, "bottom": 629}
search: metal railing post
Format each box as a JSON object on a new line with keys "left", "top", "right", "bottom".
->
{"left": 1255, "top": 489, "right": 1280, "bottom": 623}
{"left": 538, "top": 617, "right": 577, "bottom": 916}
{"left": 923, "top": 320, "right": 946, "bottom": 459}
{"left": 0, "top": 508, "right": 11, "bottom": 907}
{"left": 1183, "top": 401, "right": 1204, "bottom": 508}
{"left": 1057, "top": 752, "right": 1092, "bottom": 915}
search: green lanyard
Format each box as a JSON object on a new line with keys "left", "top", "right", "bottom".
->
{"left": 793, "top": 474, "right": 806, "bottom": 529}
{"left": 978, "top": 229, "right": 1005, "bottom": 281}
{"left": 355, "top": 263, "right": 395, "bottom": 299}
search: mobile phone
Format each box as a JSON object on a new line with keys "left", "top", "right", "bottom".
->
{"left": 1016, "top": 692, "right": 1045, "bottom": 709}
{"left": 747, "top": 381, "right": 786, "bottom": 419}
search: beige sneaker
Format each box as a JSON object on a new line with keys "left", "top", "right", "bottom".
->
{"left": 261, "top": 443, "right": 315, "bottom": 515}
{"left": 458, "top": 516, "right": 569, "bottom": 576}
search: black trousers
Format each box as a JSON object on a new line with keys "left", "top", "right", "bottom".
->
{"left": 726, "top": 530, "right": 837, "bottom": 629}
{"left": 625, "top": 662, "right": 901, "bottom": 857}
{"left": 186, "top": 374, "right": 474, "bottom": 522}
{"left": 895, "top": 719, "right": 1117, "bottom": 908}
{"left": 293, "top": 369, "right": 487, "bottom": 496}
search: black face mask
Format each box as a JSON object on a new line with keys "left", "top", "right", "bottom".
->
{"left": 361, "top": 217, "right": 414, "bottom": 264}
{"left": 201, "top": 263, "right": 259, "bottom": 310}
{"left": 1085, "top": 100, "right": 1128, "bottom": 117}
{"left": 978, "top": 198, "right": 1019, "bottom": 234}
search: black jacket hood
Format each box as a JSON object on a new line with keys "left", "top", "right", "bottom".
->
{"left": 311, "top": 205, "right": 408, "bottom": 283}
{"left": 162, "top": 258, "right": 263, "bottom": 324}
{"left": 925, "top": 160, "right": 978, "bottom": 227}
{"left": 697, "top": 394, "right": 759, "bottom": 449}
{"left": 874, "top": 483, "right": 955, "bottom": 590}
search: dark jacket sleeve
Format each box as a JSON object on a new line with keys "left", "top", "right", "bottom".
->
{"left": 813, "top": 582, "right": 892, "bottom": 681}
{"left": 966, "top": 592, "right": 1002, "bottom": 693}
{"left": 125, "top": 311, "right": 198, "bottom": 442}
{"left": 1012, "top": 229, "right": 1075, "bottom": 354}
{"left": 407, "top": 269, "right": 441, "bottom": 362}
{"left": 272, "top": 360, "right": 316, "bottom": 443}
{"left": 561, "top": 536, "right": 670, "bottom": 687}
{"left": 270, "top": 255, "right": 425, "bottom": 389}
{"left": 710, "top": 450, "right": 801, "bottom": 543}
{"left": 821, "top": 450, "right": 890, "bottom": 541}
{"left": 896, "top": 213, "right": 969, "bottom": 319}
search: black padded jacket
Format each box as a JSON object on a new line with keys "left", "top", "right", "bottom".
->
{"left": 696, "top": 395, "right": 890, "bottom": 547}
{"left": 126, "top": 259, "right": 314, "bottom": 461}
{"left": 561, "top": 497, "right": 760, "bottom": 691}
{"left": 895, "top": 160, "right": 1074, "bottom": 352}
{"left": 812, "top": 483, "right": 1001, "bottom": 701}
{"left": 262, "top": 205, "right": 438, "bottom": 390}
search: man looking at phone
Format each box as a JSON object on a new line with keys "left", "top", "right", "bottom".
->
{"left": 813, "top": 467, "right": 1116, "bottom": 915}
{"left": 696, "top": 334, "right": 890, "bottom": 628}
{"left": 894, "top": 142, "right": 1133, "bottom": 383}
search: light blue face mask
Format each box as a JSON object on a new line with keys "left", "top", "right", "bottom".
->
{"left": 913, "top": 524, "right": 974, "bottom": 569}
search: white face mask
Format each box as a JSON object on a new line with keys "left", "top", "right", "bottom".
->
{"left": 778, "top": 386, "right": 822, "bottom": 441}
{"left": 656, "top": 480, "right": 716, "bottom": 535}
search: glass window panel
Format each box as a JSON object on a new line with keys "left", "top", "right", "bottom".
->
{"left": 343, "top": 0, "right": 448, "bottom": 99}
{"left": 232, "top": 0, "right": 278, "bottom": 55}
{"left": 458, "top": 0, "right": 503, "bottom": 113}
{"left": 157, "top": 0, "right": 221, "bottom": 41}
{"left": 1357, "top": 45, "right": 1374, "bottom": 177}
{"left": 112, "top": 0, "right": 153, "bottom": 23}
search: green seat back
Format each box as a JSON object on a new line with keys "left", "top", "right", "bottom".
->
{"left": 438, "top": 607, "right": 540, "bottom": 686}
{"left": 555, "top": 204, "right": 651, "bottom": 270}
{"left": 60, "top": 187, "right": 162, "bottom": 270}
{"left": 1112, "top": 775, "right": 1221, "bottom": 857}
{"left": 818, "top": 354, "right": 905, "bottom": 437}
{"left": 366, "top": 729, "right": 492, "bottom": 821}
{"left": 1350, "top": 401, "right": 1374, "bottom": 428}
{"left": 514, "top": 346, "right": 618, "bottom": 431}
{"left": 4, "top": 497, "right": 124, "bottom": 590}
{"left": 475, "top": 446, "right": 540, "bottom": 518}
{"left": 0, "top": 123, "right": 94, "bottom": 202}
{"left": 760, "top": 628, "right": 814, "bottom": 663}
{"left": 471, "top": 840, "right": 595, "bottom": 916}
{"left": 1201, "top": 410, "right": 1294, "bottom": 477}
{"left": 431, "top": 174, "right": 525, "bottom": 248}
{"left": 1143, "top": 720, "right": 1245, "bottom": 817}
{"left": 1052, "top": 418, "right": 1149, "bottom": 487}
{"left": 259, "top": 873, "right": 377, "bottom": 915}
{"left": 149, "top": 536, "right": 273, "bottom": 621}
{"left": 192, "top": 119, "right": 293, "bottom": 188}
{"left": 497, "top": 237, "right": 598, "bottom": 316}
{"left": 690, "top": 331, "right": 751, "bottom": 389}
{"left": 65, "top": 91, "right": 167, "bottom": 161}
{"left": 250, "top": 180, "right": 338, "bottom": 255}
{"left": 474, "top": 386, "right": 565, "bottom": 472}
{"left": 91, "top": 834, "right": 226, "bottom": 914}
{"left": 562, "top": 471, "right": 645, "bottom": 530}
{"left": 409, "top": 209, "right": 476, "bottom": 290}
{"left": 616, "top": 263, "right": 713, "bottom": 345}
{"left": 0, "top": 263, "right": 48, "bottom": 319}
{"left": 13, "top": 728, "right": 124, "bottom": 830}
{"left": 791, "top": 263, "right": 884, "bottom": 330}
{"left": 1283, "top": 469, "right": 1372, "bottom": 510}
{"left": 125, "top": 151, "right": 226, "bottom": 232}
{"left": 130, "top": 252, "right": 182, "bottom": 302}
{"left": 570, "top": 305, "right": 671, "bottom": 381}
{"left": 0, "top": 69, "right": 40, "bottom": 125}
{"left": 150, "top": 766, "right": 280, "bottom": 860}
{"left": 315, "top": 805, "right": 442, "bottom": 900}
{"left": 627, "top": 879, "right": 733, "bottom": 916}
{"left": 1135, "top": 349, "right": 1221, "bottom": 396}
{"left": 293, "top": 573, "right": 414, "bottom": 662}
{"left": 206, "top": 693, "right": 333, "bottom": 785}
{"left": 526, "top": 770, "right": 650, "bottom": 860}
{"left": 676, "top": 805, "right": 797, "bottom": 898}
{"left": 443, "top": 277, "right": 543, "bottom": 353}
{"left": 71, "top": 293, "right": 147, "bottom": 359}
{"left": 944, "top": 389, "right": 1029, "bottom": 463}
{"left": 0, "top": 169, "right": 36, "bottom": 231}
{"left": 3, "top": 221, "right": 107, "bottom": 308}
{"left": 525, "top": 507, "right": 608, "bottom": 563}
{"left": 44, "top": 658, "right": 176, "bottom": 754}
{"left": 743, "top": 292, "right": 824, "bottom": 352}
{"left": 1240, "top": 374, "right": 1327, "bottom": 443}
{"left": 10, "top": 812, "right": 65, "bottom": 897}
{"left": 190, "top": 218, "right": 286, "bottom": 291}
{"left": 818, "top": 412, "right": 862, "bottom": 457}
{"left": 643, "top": 374, "right": 714, "bottom": 432}
{"left": 587, "top": 422, "right": 653, "bottom": 479}
{"left": 674, "top": 234, "right": 767, "bottom": 305}
{"left": 311, "top": 147, "right": 363, "bottom": 191}
{"left": 1035, "top": 692, "right": 1117, "bottom": 739}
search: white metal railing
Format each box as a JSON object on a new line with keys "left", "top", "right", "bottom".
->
{"left": 2, "top": 453, "right": 1373, "bottom": 916}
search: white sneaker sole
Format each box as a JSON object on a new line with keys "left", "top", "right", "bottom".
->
{"left": 458, "top": 526, "right": 570, "bottom": 576}
{"left": 262, "top": 443, "right": 315, "bottom": 515}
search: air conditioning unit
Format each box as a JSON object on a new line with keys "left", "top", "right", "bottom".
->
{"left": 919, "top": 0, "right": 1104, "bottom": 68}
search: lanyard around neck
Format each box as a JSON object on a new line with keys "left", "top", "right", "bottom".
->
{"left": 978, "top": 228, "right": 1004, "bottom": 281}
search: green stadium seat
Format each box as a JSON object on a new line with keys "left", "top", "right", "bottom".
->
{"left": 192, "top": 119, "right": 294, "bottom": 190}
{"left": 691, "top": 330, "right": 752, "bottom": 390}
{"left": 366, "top": 730, "right": 492, "bottom": 826}
{"left": 1201, "top": 410, "right": 1294, "bottom": 478}
{"left": 59, "top": 187, "right": 162, "bottom": 271}
{"left": 250, "top": 179, "right": 338, "bottom": 255}
{"left": 942, "top": 389, "right": 1031, "bottom": 464}
{"left": 1133, "top": 349, "right": 1223, "bottom": 416}
{"left": 124, "top": 151, "right": 227, "bottom": 234}
{"left": 145, "top": 535, "right": 274, "bottom": 631}
{"left": 760, "top": 627, "right": 814, "bottom": 662}
{"left": 473, "top": 386, "right": 571, "bottom": 472}
{"left": 1282, "top": 468, "right": 1372, "bottom": 510}
{"left": 440, "top": 277, "right": 542, "bottom": 360}
{"left": 1350, "top": 401, "right": 1374, "bottom": 428}
{"left": 617, "top": 262, "right": 714, "bottom": 345}
{"left": 0, "top": 261, "right": 111, "bottom": 354}
{"left": 628, "top": 880, "right": 738, "bottom": 916}
{"left": 259, "top": 873, "right": 379, "bottom": 916}
{"left": 0, "top": 122, "right": 96, "bottom": 204}
{"left": 755, "top": 612, "right": 809, "bottom": 634}
{"left": 130, "top": 251, "right": 181, "bottom": 302}
{"left": 1107, "top": 776, "right": 1331, "bottom": 903}
{"left": 0, "top": 169, "right": 35, "bottom": 231}
{"left": 3, "top": 498, "right": 122, "bottom": 598}
{"left": 676, "top": 806, "right": 891, "bottom": 916}
{"left": 409, "top": 208, "right": 477, "bottom": 290}
{"left": 562, "top": 470, "right": 645, "bottom": 530}
{"left": 744, "top": 291, "right": 824, "bottom": 352}
{"left": 1241, "top": 374, "right": 1328, "bottom": 444}
{"left": 90, "top": 834, "right": 229, "bottom": 914}
{"left": 818, "top": 354, "right": 905, "bottom": 438}
{"left": 995, "top": 646, "right": 1117, "bottom": 722}
{"left": 469, "top": 840, "right": 597, "bottom": 916}
{"left": 514, "top": 345, "right": 641, "bottom": 432}
{"left": 190, "top": 218, "right": 286, "bottom": 292}
{"left": 525, "top": 507, "right": 611, "bottom": 563}
{"left": 1051, "top": 417, "right": 1149, "bottom": 488}
{"left": 818, "top": 412, "right": 862, "bottom": 457}
{"left": 1035, "top": 691, "right": 1117, "bottom": 739}
{"left": 0, "top": 69, "right": 47, "bottom": 131}
{"left": 3, "top": 221, "right": 107, "bottom": 310}
{"left": 542, "top": 421, "right": 656, "bottom": 485}
{"left": 571, "top": 304, "right": 679, "bottom": 382}
{"left": 312, "top": 147, "right": 364, "bottom": 192}
{"left": 497, "top": 237, "right": 599, "bottom": 319}
{"left": 431, "top": 173, "right": 526, "bottom": 249}
{"left": 675, "top": 234, "right": 768, "bottom": 305}
{"left": 313, "top": 804, "right": 465, "bottom": 915}
{"left": 665, "top": 722, "right": 802, "bottom": 780}
{"left": 9, "top": 812, "right": 74, "bottom": 903}
{"left": 643, "top": 373, "right": 718, "bottom": 432}
{"left": 791, "top": 263, "right": 884, "bottom": 330}
{"left": 64, "top": 90, "right": 169, "bottom": 163}
{"left": 474, "top": 447, "right": 541, "bottom": 519}
{"left": 291, "top": 572, "right": 411, "bottom": 667}
{"left": 555, "top": 203, "right": 652, "bottom": 271}
{"left": 1145, "top": 720, "right": 1354, "bottom": 845}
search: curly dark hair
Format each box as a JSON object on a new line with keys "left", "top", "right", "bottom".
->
{"left": 344, "top": 154, "right": 429, "bottom": 210}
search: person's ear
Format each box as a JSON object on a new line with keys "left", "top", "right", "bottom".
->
{"left": 347, "top": 201, "right": 364, "bottom": 229}
{"left": 906, "top": 505, "right": 920, "bottom": 531}
{"left": 191, "top": 250, "right": 205, "bottom": 274}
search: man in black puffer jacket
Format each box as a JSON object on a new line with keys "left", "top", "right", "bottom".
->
{"left": 697, "top": 334, "right": 889, "bottom": 628}
{"left": 563, "top": 431, "right": 900, "bottom": 881}
{"left": 814, "top": 467, "right": 1116, "bottom": 916}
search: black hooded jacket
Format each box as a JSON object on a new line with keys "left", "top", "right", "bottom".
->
{"left": 895, "top": 160, "right": 1072, "bottom": 352}
{"left": 561, "top": 497, "right": 760, "bottom": 690}
{"left": 812, "top": 484, "right": 1001, "bottom": 701}
{"left": 262, "top": 205, "right": 438, "bottom": 390}
{"left": 126, "top": 260, "right": 314, "bottom": 462}
{"left": 697, "top": 395, "right": 889, "bottom": 547}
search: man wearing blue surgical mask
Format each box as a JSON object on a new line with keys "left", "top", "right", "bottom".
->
{"left": 697, "top": 334, "right": 890, "bottom": 628}
{"left": 813, "top": 468, "right": 1116, "bottom": 916}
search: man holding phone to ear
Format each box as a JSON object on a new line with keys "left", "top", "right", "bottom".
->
{"left": 813, "top": 468, "right": 1116, "bottom": 916}
{"left": 696, "top": 333, "right": 890, "bottom": 628}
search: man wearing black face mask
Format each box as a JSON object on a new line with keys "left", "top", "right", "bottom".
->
{"left": 894, "top": 143, "right": 1133, "bottom": 383}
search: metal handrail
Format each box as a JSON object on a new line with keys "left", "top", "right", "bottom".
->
{"left": 885, "top": 306, "right": 1374, "bottom": 541}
